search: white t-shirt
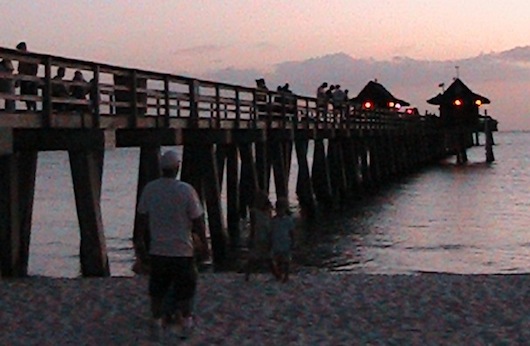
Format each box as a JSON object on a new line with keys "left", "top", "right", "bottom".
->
{"left": 137, "top": 178, "right": 204, "bottom": 257}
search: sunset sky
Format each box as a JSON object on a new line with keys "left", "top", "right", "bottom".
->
{"left": 2, "top": 1, "right": 529, "bottom": 130}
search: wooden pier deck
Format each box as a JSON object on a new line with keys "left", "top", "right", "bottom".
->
{"left": 0, "top": 47, "right": 493, "bottom": 278}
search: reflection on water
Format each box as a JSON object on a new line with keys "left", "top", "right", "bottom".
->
{"left": 298, "top": 132, "right": 530, "bottom": 275}
{"left": 29, "top": 132, "right": 530, "bottom": 277}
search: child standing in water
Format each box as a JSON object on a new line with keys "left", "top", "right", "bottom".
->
{"left": 270, "top": 197, "right": 295, "bottom": 282}
{"left": 245, "top": 191, "right": 273, "bottom": 281}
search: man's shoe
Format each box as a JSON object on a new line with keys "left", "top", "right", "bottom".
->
{"left": 149, "top": 318, "right": 163, "bottom": 341}
{"left": 180, "top": 316, "right": 195, "bottom": 339}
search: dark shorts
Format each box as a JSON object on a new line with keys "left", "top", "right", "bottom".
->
{"left": 149, "top": 256, "right": 197, "bottom": 301}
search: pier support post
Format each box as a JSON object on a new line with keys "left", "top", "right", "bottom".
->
{"left": 0, "top": 151, "right": 38, "bottom": 277}
{"left": 341, "top": 137, "right": 361, "bottom": 198}
{"left": 359, "top": 138, "right": 372, "bottom": 189}
{"left": 311, "top": 139, "right": 332, "bottom": 206}
{"left": 254, "top": 140, "right": 269, "bottom": 193}
{"left": 270, "top": 139, "right": 288, "bottom": 200}
{"left": 69, "top": 149, "right": 110, "bottom": 277}
{"left": 16, "top": 151, "right": 38, "bottom": 276}
{"left": 201, "top": 144, "right": 229, "bottom": 265}
{"left": 133, "top": 146, "right": 161, "bottom": 260}
{"left": 182, "top": 144, "right": 228, "bottom": 266}
{"left": 226, "top": 143, "right": 240, "bottom": 248}
{"left": 294, "top": 138, "right": 316, "bottom": 217}
{"left": 485, "top": 118, "right": 495, "bottom": 163}
{"left": 239, "top": 142, "right": 259, "bottom": 217}
{"left": 367, "top": 135, "right": 382, "bottom": 187}
{"left": 328, "top": 138, "right": 347, "bottom": 205}
{"left": 0, "top": 155, "right": 21, "bottom": 277}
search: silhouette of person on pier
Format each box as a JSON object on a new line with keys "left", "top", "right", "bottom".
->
{"left": 255, "top": 78, "right": 269, "bottom": 115}
{"left": 16, "top": 42, "right": 39, "bottom": 111}
{"left": 316, "top": 82, "right": 328, "bottom": 105}
{"left": 51, "top": 67, "right": 69, "bottom": 111}
{"left": 275, "top": 83, "right": 296, "bottom": 115}
{"left": 332, "top": 84, "right": 346, "bottom": 115}
{"left": 0, "top": 58, "right": 16, "bottom": 112}
{"left": 70, "top": 70, "right": 89, "bottom": 111}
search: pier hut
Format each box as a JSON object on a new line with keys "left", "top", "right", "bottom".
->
{"left": 427, "top": 78, "right": 491, "bottom": 163}
{"left": 349, "top": 80, "right": 410, "bottom": 111}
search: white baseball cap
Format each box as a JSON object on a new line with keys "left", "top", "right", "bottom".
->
{"left": 160, "top": 150, "right": 181, "bottom": 170}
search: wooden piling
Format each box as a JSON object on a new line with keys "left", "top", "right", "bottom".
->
{"left": 327, "top": 138, "right": 347, "bottom": 204}
{"left": 182, "top": 143, "right": 228, "bottom": 266}
{"left": 0, "top": 154, "right": 21, "bottom": 277}
{"left": 359, "top": 138, "right": 372, "bottom": 189}
{"left": 200, "top": 144, "right": 229, "bottom": 264}
{"left": 16, "top": 151, "right": 38, "bottom": 276}
{"left": 269, "top": 138, "right": 288, "bottom": 200}
{"left": 69, "top": 149, "right": 110, "bottom": 277}
{"left": 294, "top": 137, "right": 316, "bottom": 217}
{"left": 254, "top": 140, "right": 269, "bottom": 193}
{"left": 485, "top": 117, "right": 495, "bottom": 163}
{"left": 311, "top": 138, "right": 333, "bottom": 206}
{"left": 226, "top": 143, "right": 240, "bottom": 248}
{"left": 239, "top": 142, "right": 259, "bottom": 216}
{"left": 341, "top": 137, "right": 361, "bottom": 197}
{"left": 132, "top": 146, "right": 161, "bottom": 258}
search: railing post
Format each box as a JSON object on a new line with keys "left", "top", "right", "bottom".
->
{"left": 164, "top": 75, "right": 170, "bottom": 127}
{"left": 129, "top": 70, "right": 138, "bottom": 128}
{"left": 189, "top": 79, "right": 199, "bottom": 127}
{"left": 91, "top": 64, "right": 100, "bottom": 127}
{"left": 215, "top": 85, "right": 221, "bottom": 128}
{"left": 42, "top": 57, "right": 52, "bottom": 127}
{"left": 234, "top": 88, "right": 241, "bottom": 128}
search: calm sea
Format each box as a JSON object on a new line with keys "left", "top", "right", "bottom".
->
{"left": 28, "top": 131, "right": 530, "bottom": 277}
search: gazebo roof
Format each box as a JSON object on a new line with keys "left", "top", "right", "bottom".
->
{"left": 351, "top": 80, "right": 410, "bottom": 107}
{"left": 427, "top": 78, "right": 490, "bottom": 105}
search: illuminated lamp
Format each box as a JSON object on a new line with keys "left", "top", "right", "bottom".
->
{"left": 388, "top": 101, "right": 395, "bottom": 108}
{"left": 395, "top": 103, "right": 401, "bottom": 109}
{"left": 363, "top": 101, "right": 373, "bottom": 109}
{"left": 475, "top": 99, "right": 482, "bottom": 106}
{"left": 453, "top": 99, "right": 463, "bottom": 106}
{"left": 406, "top": 108, "right": 413, "bottom": 115}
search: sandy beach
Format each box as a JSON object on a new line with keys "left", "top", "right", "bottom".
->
{"left": 1, "top": 271, "right": 530, "bottom": 345}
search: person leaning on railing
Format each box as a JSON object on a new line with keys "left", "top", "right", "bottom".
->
{"left": 16, "top": 42, "right": 39, "bottom": 111}
{"left": 0, "top": 58, "right": 15, "bottom": 112}
{"left": 255, "top": 78, "right": 269, "bottom": 115}
{"left": 51, "top": 67, "right": 69, "bottom": 111}
{"left": 70, "top": 70, "right": 90, "bottom": 112}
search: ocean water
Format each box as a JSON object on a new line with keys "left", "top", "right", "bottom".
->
{"left": 28, "top": 131, "right": 530, "bottom": 277}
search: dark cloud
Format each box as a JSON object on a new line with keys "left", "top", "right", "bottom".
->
{"left": 172, "top": 44, "right": 228, "bottom": 56}
{"left": 253, "top": 41, "right": 278, "bottom": 50}
{"left": 201, "top": 67, "right": 264, "bottom": 86}
{"left": 496, "top": 46, "right": 530, "bottom": 63}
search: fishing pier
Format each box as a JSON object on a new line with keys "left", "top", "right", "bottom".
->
{"left": 0, "top": 47, "right": 496, "bottom": 278}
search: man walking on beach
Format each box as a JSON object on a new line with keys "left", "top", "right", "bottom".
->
{"left": 135, "top": 150, "right": 209, "bottom": 340}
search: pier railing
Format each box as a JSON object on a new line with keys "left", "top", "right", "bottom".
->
{"left": 1, "top": 46, "right": 445, "bottom": 135}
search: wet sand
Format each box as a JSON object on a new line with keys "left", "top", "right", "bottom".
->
{"left": 1, "top": 271, "right": 530, "bottom": 345}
